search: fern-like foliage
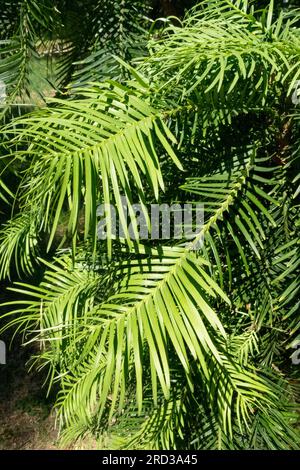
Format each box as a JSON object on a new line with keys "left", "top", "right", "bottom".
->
{"left": 53, "top": 0, "right": 151, "bottom": 87}
{"left": 0, "top": 0, "right": 56, "bottom": 120}
{"left": 0, "top": 0, "right": 299, "bottom": 450}
{"left": 0, "top": 79, "right": 182, "bottom": 269}
{"left": 70, "top": 0, "right": 152, "bottom": 86}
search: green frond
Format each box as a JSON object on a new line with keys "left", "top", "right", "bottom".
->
{"left": 0, "top": 174, "right": 13, "bottom": 205}
{"left": 70, "top": 0, "right": 151, "bottom": 87}
{"left": 0, "top": 0, "right": 56, "bottom": 120}
{"left": 0, "top": 210, "right": 39, "bottom": 279}
{"left": 3, "top": 81, "right": 183, "bottom": 255}
{"left": 55, "top": 0, "right": 151, "bottom": 87}
{"left": 0, "top": 0, "right": 299, "bottom": 451}
{"left": 140, "top": 0, "right": 300, "bottom": 107}
{"left": 181, "top": 149, "right": 279, "bottom": 275}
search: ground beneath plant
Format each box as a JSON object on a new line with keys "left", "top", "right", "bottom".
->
{"left": 0, "top": 284, "right": 99, "bottom": 450}
{"left": 0, "top": 322, "right": 59, "bottom": 450}
{"left": 0, "top": 334, "right": 100, "bottom": 450}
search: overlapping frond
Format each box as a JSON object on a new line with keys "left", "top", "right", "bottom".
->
{"left": 140, "top": 0, "right": 300, "bottom": 106}
{"left": 0, "top": 0, "right": 56, "bottom": 120}
{"left": 1, "top": 81, "right": 182, "bottom": 261}
{"left": 71, "top": 0, "right": 151, "bottom": 86}
{"left": 0, "top": 0, "right": 299, "bottom": 451}
{"left": 55, "top": 0, "right": 151, "bottom": 87}
{"left": 0, "top": 211, "right": 39, "bottom": 279}
{"left": 2, "top": 142, "right": 289, "bottom": 442}
{"left": 109, "top": 364, "right": 299, "bottom": 450}
{"left": 181, "top": 149, "right": 280, "bottom": 277}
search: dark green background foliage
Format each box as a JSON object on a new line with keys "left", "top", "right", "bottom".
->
{"left": 0, "top": 0, "right": 299, "bottom": 450}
